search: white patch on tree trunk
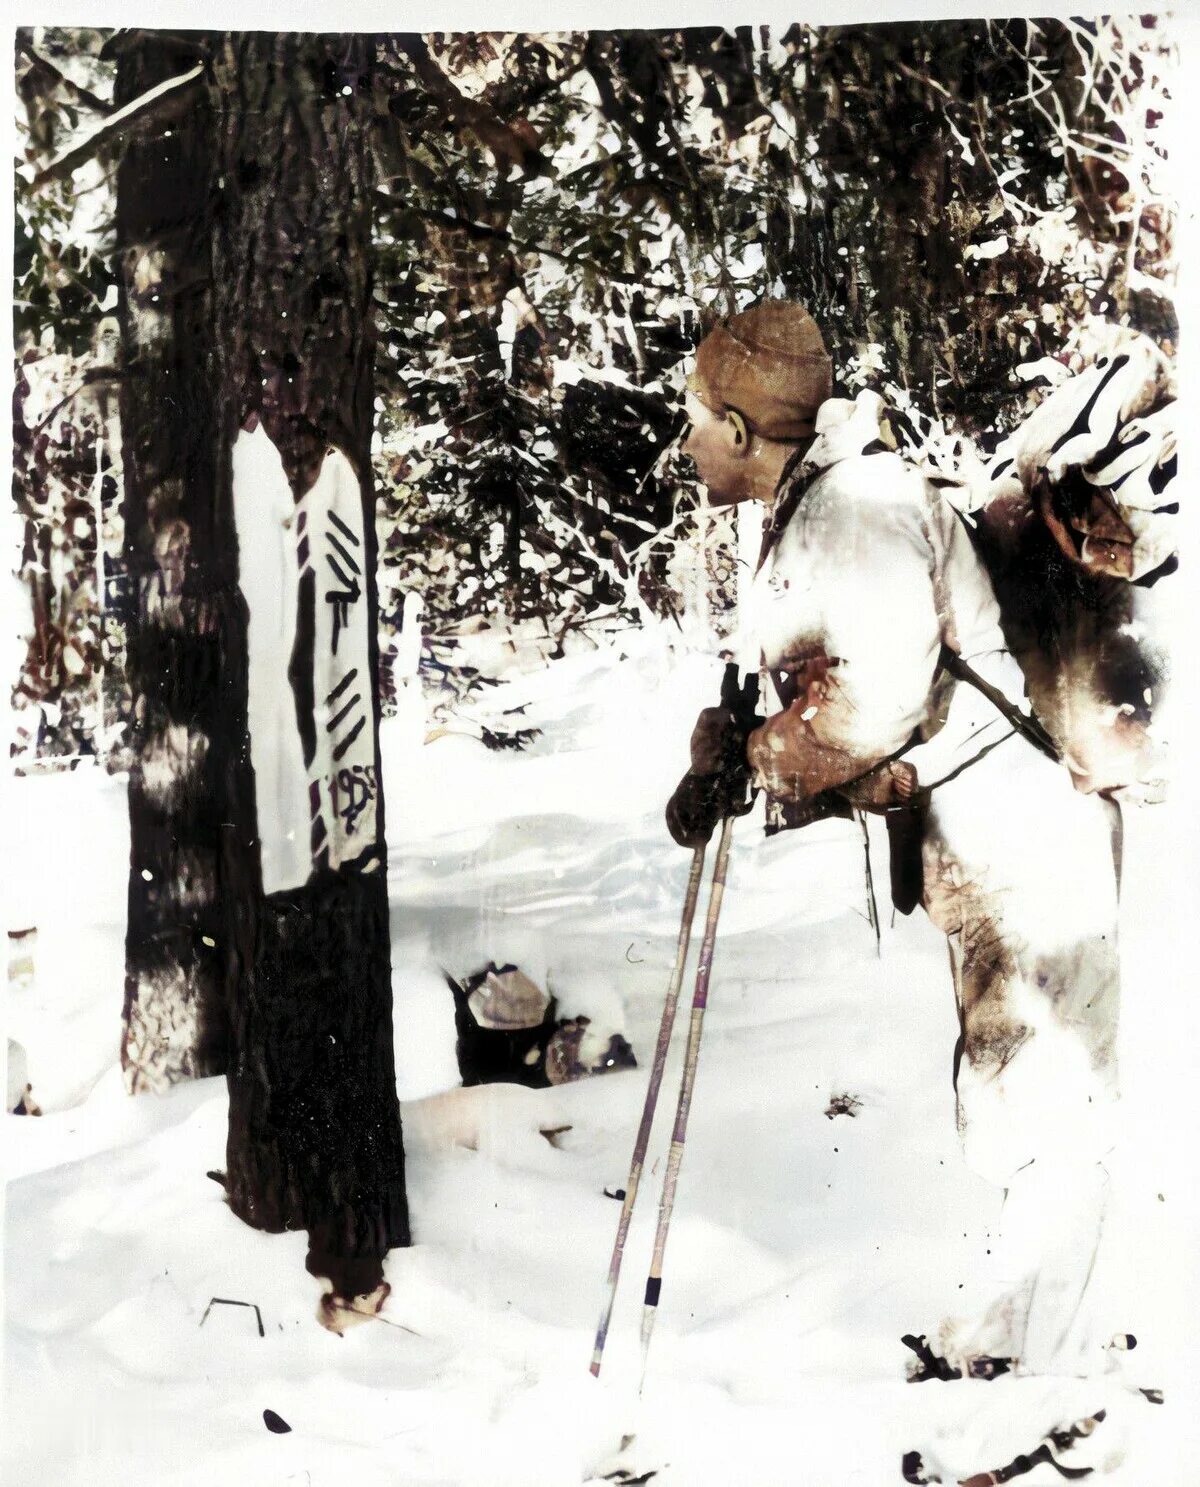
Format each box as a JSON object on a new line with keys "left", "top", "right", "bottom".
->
{"left": 232, "top": 428, "right": 379, "bottom": 894}
{"left": 127, "top": 245, "right": 172, "bottom": 348}
{"left": 169, "top": 845, "right": 220, "bottom": 914}
{"left": 231, "top": 426, "right": 315, "bottom": 894}
{"left": 123, "top": 964, "right": 203, "bottom": 1094}
{"left": 138, "top": 721, "right": 208, "bottom": 808}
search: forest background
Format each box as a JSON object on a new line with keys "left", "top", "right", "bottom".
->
{"left": 6, "top": 17, "right": 1195, "bottom": 1485}
{"left": 12, "top": 16, "right": 1178, "bottom": 770}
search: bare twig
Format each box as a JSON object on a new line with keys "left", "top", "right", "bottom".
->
{"left": 199, "top": 1296, "right": 265, "bottom": 1337}
{"left": 367, "top": 1311, "right": 424, "bottom": 1337}
{"left": 894, "top": 59, "right": 956, "bottom": 105}
{"left": 17, "top": 37, "right": 113, "bottom": 114}
{"left": 33, "top": 370, "right": 128, "bottom": 433}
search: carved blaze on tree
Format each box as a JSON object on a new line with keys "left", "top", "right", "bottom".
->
{"left": 117, "top": 31, "right": 408, "bottom": 1305}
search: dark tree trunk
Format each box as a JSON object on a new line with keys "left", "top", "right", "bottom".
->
{"left": 117, "top": 30, "right": 408, "bottom": 1300}
{"left": 209, "top": 33, "right": 408, "bottom": 1298}
{"left": 116, "top": 33, "right": 232, "bottom": 1091}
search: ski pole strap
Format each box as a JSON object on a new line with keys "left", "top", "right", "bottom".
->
{"left": 936, "top": 644, "right": 1061, "bottom": 764}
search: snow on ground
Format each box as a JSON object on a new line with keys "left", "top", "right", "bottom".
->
{"left": 4, "top": 631, "right": 1199, "bottom": 1485}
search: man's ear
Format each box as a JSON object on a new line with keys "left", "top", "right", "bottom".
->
{"left": 726, "top": 407, "right": 752, "bottom": 458}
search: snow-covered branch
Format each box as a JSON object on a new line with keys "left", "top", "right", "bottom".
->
{"left": 28, "top": 62, "right": 203, "bottom": 188}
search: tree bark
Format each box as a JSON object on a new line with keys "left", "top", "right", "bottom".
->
{"left": 209, "top": 33, "right": 408, "bottom": 1297}
{"left": 116, "top": 32, "right": 231, "bottom": 1091}
{"left": 117, "top": 31, "right": 408, "bottom": 1298}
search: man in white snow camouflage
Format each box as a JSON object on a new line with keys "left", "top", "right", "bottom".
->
{"left": 668, "top": 300, "right": 1124, "bottom": 1381}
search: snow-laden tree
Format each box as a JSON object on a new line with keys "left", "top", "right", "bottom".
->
{"left": 13, "top": 30, "right": 125, "bottom": 769}
{"left": 367, "top": 20, "right": 1176, "bottom": 667}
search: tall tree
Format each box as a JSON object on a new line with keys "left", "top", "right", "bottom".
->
{"left": 115, "top": 30, "right": 409, "bottom": 1304}
{"left": 115, "top": 32, "right": 228, "bottom": 1090}
{"left": 212, "top": 31, "right": 409, "bottom": 1304}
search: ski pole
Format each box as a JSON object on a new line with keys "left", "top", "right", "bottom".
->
{"left": 638, "top": 812, "right": 736, "bottom": 1390}
{"left": 590, "top": 842, "right": 707, "bottom": 1378}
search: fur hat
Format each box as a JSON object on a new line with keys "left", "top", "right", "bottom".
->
{"left": 691, "top": 300, "right": 832, "bottom": 440}
{"left": 466, "top": 965, "right": 551, "bottom": 1031}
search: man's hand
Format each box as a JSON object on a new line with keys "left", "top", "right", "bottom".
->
{"left": 666, "top": 772, "right": 730, "bottom": 850}
{"left": 889, "top": 760, "right": 920, "bottom": 802}
{"left": 665, "top": 667, "right": 762, "bottom": 848}
{"left": 688, "top": 706, "right": 747, "bottom": 776}
{"left": 840, "top": 759, "right": 919, "bottom": 811}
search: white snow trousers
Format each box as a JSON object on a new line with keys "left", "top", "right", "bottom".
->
{"left": 920, "top": 734, "right": 1121, "bottom": 1376}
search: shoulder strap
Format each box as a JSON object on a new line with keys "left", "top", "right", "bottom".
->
{"left": 937, "top": 644, "right": 1061, "bottom": 763}
{"left": 757, "top": 436, "right": 891, "bottom": 572}
{"left": 756, "top": 450, "right": 816, "bottom": 572}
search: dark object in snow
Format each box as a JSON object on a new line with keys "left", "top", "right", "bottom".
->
{"left": 904, "top": 1408, "right": 1105, "bottom": 1484}
{"left": 448, "top": 964, "right": 637, "bottom": 1089}
{"left": 539, "top": 1124, "right": 573, "bottom": 1148}
{"left": 902, "top": 1451, "right": 933, "bottom": 1484}
{"left": 478, "top": 724, "right": 542, "bottom": 752}
{"left": 461, "top": 963, "right": 551, "bottom": 1031}
{"left": 199, "top": 1296, "right": 265, "bottom": 1338}
{"left": 602, "top": 1470, "right": 658, "bottom": 1485}
{"left": 1140, "top": 1388, "right": 1164, "bottom": 1404}
{"left": 901, "top": 1332, "right": 1012, "bottom": 1383}
{"left": 263, "top": 1409, "right": 291, "bottom": 1434}
{"left": 11, "top": 1084, "right": 42, "bottom": 1116}
{"left": 824, "top": 1092, "right": 862, "bottom": 1119}
{"left": 448, "top": 964, "right": 558, "bottom": 1089}
{"left": 546, "top": 1017, "right": 636, "bottom": 1086}
{"left": 1107, "top": 1331, "right": 1137, "bottom": 1350}
{"left": 315, "top": 1276, "right": 391, "bottom": 1335}
{"left": 901, "top": 1333, "right": 961, "bottom": 1382}
{"left": 604, "top": 1187, "right": 627, "bottom": 1201}
{"left": 206, "top": 1169, "right": 228, "bottom": 1188}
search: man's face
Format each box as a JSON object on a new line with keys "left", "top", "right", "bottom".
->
{"left": 681, "top": 390, "right": 754, "bottom": 506}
